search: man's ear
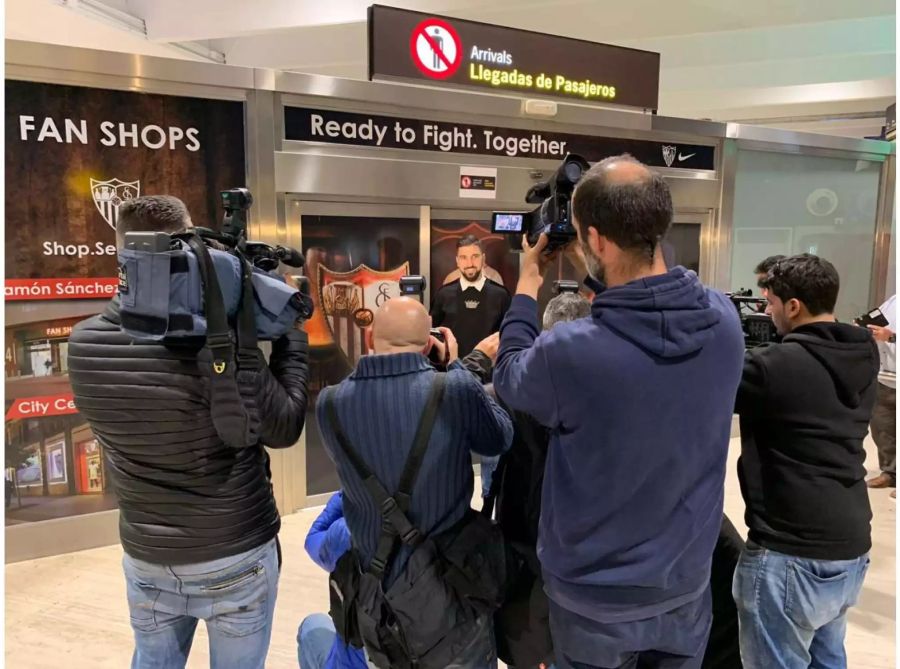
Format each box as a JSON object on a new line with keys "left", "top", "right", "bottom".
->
{"left": 786, "top": 298, "right": 802, "bottom": 320}
{"left": 587, "top": 226, "right": 604, "bottom": 257}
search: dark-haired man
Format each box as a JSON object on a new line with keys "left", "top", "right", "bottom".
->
{"left": 495, "top": 155, "right": 745, "bottom": 669}
{"left": 734, "top": 254, "right": 878, "bottom": 669}
{"left": 431, "top": 235, "right": 511, "bottom": 357}
{"left": 69, "top": 195, "right": 310, "bottom": 669}
{"left": 754, "top": 255, "right": 786, "bottom": 297}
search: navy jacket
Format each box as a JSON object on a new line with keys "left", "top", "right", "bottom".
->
{"left": 317, "top": 353, "right": 513, "bottom": 586}
{"left": 494, "top": 266, "right": 744, "bottom": 622}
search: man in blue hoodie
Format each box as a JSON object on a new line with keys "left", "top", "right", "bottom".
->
{"left": 494, "top": 155, "right": 745, "bottom": 669}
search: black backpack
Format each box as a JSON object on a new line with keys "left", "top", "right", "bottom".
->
{"left": 323, "top": 375, "right": 511, "bottom": 669}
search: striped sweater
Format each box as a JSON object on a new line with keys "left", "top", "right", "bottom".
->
{"left": 317, "top": 352, "right": 513, "bottom": 585}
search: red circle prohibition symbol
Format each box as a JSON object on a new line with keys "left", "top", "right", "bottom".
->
{"left": 461, "top": 176, "right": 472, "bottom": 188}
{"left": 409, "top": 18, "right": 462, "bottom": 80}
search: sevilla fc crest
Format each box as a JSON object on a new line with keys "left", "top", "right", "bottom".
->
{"left": 318, "top": 263, "right": 409, "bottom": 366}
{"left": 91, "top": 178, "right": 140, "bottom": 230}
{"left": 661, "top": 145, "right": 676, "bottom": 168}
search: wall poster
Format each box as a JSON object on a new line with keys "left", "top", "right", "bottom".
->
{"left": 5, "top": 80, "right": 245, "bottom": 524}
{"left": 300, "top": 213, "right": 420, "bottom": 496}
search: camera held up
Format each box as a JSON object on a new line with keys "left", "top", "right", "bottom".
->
{"left": 492, "top": 153, "right": 591, "bottom": 254}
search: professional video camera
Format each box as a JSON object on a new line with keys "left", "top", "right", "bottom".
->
{"left": 118, "top": 188, "right": 313, "bottom": 343}
{"left": 195, "top": 189, "right": 306, "bottom": 273}
{"left": 726, "top": 288, "right": 778, "bottom": 348}
{"left": 117, "top": 188, "right": 315, "bottom": 450}
{"left": 492, "top": 153, "right": 591, "bottom": 253}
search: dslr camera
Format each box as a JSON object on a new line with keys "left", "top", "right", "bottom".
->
{"left": 399, "top": 275, "right": 445, "bottom": 344}
{"left": 492, "top": 153, "right": 591, "bottom": 253}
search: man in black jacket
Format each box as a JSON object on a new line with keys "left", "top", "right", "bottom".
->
{"left": 734, "top": 254, "right": 878, "bottom": 669}
{"left": 68, "top": 196, "right": 309, "bottom": 669}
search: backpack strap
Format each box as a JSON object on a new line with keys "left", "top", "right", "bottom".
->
{"left": 323, "top": 373, "right": 447, "bottom": 579}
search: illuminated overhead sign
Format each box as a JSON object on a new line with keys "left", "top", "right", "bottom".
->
{"left": 368, "top": 5, "right": 660, "bottom": 110}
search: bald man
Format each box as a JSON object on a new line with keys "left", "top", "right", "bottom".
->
{"left": 494, "top": 155, "right": 744, "bottom": 669}
{"left": 315, "top": 297, "right": 513, "bottom": 667}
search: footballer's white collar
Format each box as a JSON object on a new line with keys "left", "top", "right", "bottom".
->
{"left": 460, "top": 275, "right": 487, "bottom": 292}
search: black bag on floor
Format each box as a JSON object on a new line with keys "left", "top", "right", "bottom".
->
{"left": 324, "top": 375, "right": 510, "bottom": 669}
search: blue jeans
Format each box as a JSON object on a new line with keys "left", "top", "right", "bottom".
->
{"left": 122, "top": 538, "right": 279, "bottom": 669}
{"left": 298, "top": 614, "right": 339, "bottom": 669}
{"left": 298, "top": 613, "right": 370, "bottom": 669}
{"left": 732, "top": 544, "right": 870, "bottom": 669}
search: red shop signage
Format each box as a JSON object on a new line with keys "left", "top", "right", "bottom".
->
{"left": 6, "top": 393, "right": 79, "bottom": 420}
{"left": 5, "top": 278, "right": 118, "bottom": 301}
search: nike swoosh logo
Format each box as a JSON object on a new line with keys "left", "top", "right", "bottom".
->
{"left": 677, "top": 152, "right": 696, "bottom": 161}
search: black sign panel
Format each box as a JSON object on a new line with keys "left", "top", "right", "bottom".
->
{"left": 284, "top": 106, "right": 716, "bottom": 171}
{"left": 368, "top": 5, "right": 660, "bottom": 110}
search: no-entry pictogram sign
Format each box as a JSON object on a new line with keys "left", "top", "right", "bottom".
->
{"left": 409, "top": 18, "right": 462, "bottom": 80}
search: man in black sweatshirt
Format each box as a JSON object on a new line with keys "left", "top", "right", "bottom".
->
{"left": 734, "top": 254, "right": 878, "bottom": 669}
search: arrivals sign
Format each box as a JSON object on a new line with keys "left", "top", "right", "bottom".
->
{"left": 368, "top": 5, "right": 660, "bottom": 110}
{"left": 284, "top": 107, "right": 716, "bottom": 170}
{"left": 5, "top": 80, "right": 245, "bottom": 300}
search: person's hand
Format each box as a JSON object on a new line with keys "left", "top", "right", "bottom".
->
{"left": 564, "top": 241, "right": 588, "bottom": 279}
{"left": 425, "top": 333, "right": 446, "bottom": 362}
{"left": 516, "top": 234, "right": 556, "bottom": 298}
{"left": 868, "top": 325, "right": 894, "bottom": 342}
{"left": 439, "top": 327, "right": 459, "bottom": 363}
{"left": 474, "top": 332, "right": 500, "bottom": 362}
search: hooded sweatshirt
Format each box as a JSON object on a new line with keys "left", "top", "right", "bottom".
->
{"left": 736, "top": 321, "right": 878, "bottom": 560}
{"left": 494, "top": 266, "right": 744, "bottom": 623}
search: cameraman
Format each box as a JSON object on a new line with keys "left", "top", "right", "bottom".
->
{"left": 69, "top": 196, "right": 310, "bottom": 669}
{"left": 494, "top": 155, "right": 745, "bottom": 669}
{"left": 734, "top": 255, "right": 877, "bottom": 668}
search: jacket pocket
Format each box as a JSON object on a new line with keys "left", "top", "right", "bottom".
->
{"left": 785, "top": 560, "right": 850, "bottom": 630}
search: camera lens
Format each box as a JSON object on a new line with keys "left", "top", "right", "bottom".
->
{"left": 564, "top": 162, "right": 583, "bottom": 183}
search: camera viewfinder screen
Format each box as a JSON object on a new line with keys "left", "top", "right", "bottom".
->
{"left": 492, "top": 213, "right": 524, "bottom": 233}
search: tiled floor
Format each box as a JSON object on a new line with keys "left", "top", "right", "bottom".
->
{"left": 5, "top": 437, "right": 896, "bottom": 668}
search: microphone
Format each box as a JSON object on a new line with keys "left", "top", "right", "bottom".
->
{"left": 275, "top": 245, "right": 305, "bottom": 268}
